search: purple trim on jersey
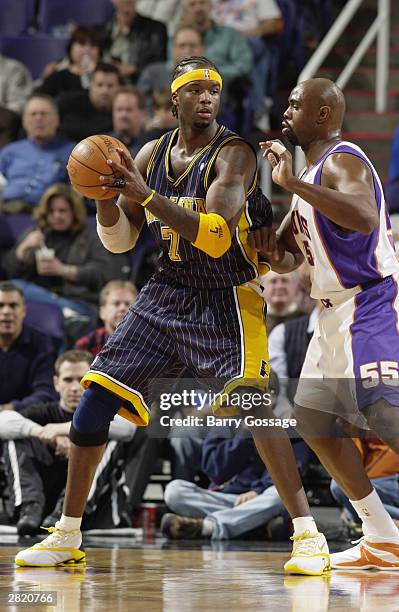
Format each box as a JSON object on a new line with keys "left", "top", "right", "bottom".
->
{"left": 351, "top": 275, "right": 399, "bottom": 409}
{"left": 313, "top": 144, "right": 383, "bottom": 288}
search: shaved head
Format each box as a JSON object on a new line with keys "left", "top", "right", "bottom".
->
{"left": 282, "top": 77, "right": 346, "bottom": 149}
{"left": 299, "top": 78, "right": 346, "bottom": 129}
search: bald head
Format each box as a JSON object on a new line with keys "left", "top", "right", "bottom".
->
{"left": 299, "top": 78, "right": 346, "bottom": 128}
{"left": 283, "top": 78, "right": 346, "bottom": 148}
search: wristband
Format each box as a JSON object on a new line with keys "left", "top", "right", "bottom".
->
{"left": 141, "top": 189, "right": 155, "bottom": 207}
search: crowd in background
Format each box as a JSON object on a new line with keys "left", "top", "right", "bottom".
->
{"left": 0, "top": 0, "right": 398, "bottom": 542}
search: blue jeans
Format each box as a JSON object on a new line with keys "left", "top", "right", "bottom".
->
{"left": 330, "top": 475, "right": 399, "bottom": 521}
{"left": 164, "top": 479, "right": 285, "bottom": 540}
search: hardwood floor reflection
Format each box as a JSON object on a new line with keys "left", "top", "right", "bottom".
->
{"left": 1, "top": 546, "right": 398, "bottom": 611}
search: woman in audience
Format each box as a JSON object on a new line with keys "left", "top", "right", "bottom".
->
{"left": 37, "top": 26, "right": 102, "bottom": 99}
{"left": 4, "top": 183, "right": 112, "bottom": 323}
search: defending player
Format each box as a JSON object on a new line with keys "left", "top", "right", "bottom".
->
{"left": 253, "top": 77, "right": 399, "bottom": 570}
{"left": 15, "top": 59, "right": 330, "bottom": 575}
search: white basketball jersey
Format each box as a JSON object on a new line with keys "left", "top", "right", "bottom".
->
{"left": 290, "top": 141, "right": 399, "bottom": 301}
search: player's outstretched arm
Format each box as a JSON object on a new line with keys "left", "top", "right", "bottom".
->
{"left": 260, "top": 140, "right": 379, "bottom": 235}
{"left": 99, "top": 141, "right": 256, "bottom": 258}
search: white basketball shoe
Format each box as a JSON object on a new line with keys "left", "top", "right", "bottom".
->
{"left": 15, "top": 527, "right": 85, "bottom": 567}
{"left": 284, "top": 530, "right": 331, "bottom": 575}
{"left": 330, "top": 534, "right": 399, "bottom": 570}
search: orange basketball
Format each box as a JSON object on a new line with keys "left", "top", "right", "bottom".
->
{"left": 67, "top": 135, "right": 130, "bottom": 200}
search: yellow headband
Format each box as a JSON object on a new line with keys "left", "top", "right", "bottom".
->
{"left": 171, "top": 68, "right": 223, "bottom": 93}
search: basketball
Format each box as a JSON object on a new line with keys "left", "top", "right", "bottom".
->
{"left": 67, "top": 135, "right": 130, "bottom": 200}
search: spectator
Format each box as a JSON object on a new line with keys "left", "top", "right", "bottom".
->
{"left": 111, "top": 87, "right": 147, "bottom": 157}
{"left": 137, "top": 26, "right": 204, "bottom": 100}
{"left": 0, "top": 281, "right": 56, "bottom": 412}
{"left": 102, "top": 0, "right": 167, "bottom": 84}
{"left": 0, "top": 54, "right": 33, "bottom": 114}
{"left": 58, "top": 63, "right": 121, "bottom": 142}
{"left": 212, "top": 0, "right": 283, "bottom": 131}
{"left": 136, "top": 0, "right": 182, "bottom": 36}
{"left": 261, "top": 270, "right": 301, "bottom": 332}
{"left": 0, "top": 54, "right": 33, "bottom": 148}
{"left": 36, "top": 26, "right": 102, "bottom": 99}
{"left": 0, "top": 350, "right": 137, "bottom": 535}
{"left": 161, "top": 372, "right": 312, "bottom": 540}
{"left": 4, "top": 183, "right": 112, "bottom": 322}
{"left": 0, "top": 95, "right": 74, "bottom": 214}
{"left": 142, "top": 89, "right": 178, "bottom": 140}
{"left": 268, "top": 303, "right": 321, "bottom": 416}
{"left": 180, "top": 0, "right": 253, "bottom": 129}
{"left": 181, "top": 0, "right": 252, "bottom": 82}
{"left": 75, "top": 280, "right": 138, "bottom": 357}
{"left": 331, "top": 438, "right": 399, "bottom": 535}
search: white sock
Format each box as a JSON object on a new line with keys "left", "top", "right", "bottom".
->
{"left": 201, "top": 518, "right": 214, "bottom": 538}
{"left": 350, "top": 488, "right": 399, "bottom": 539}
{"left": 292, "top": 516, "right": 318, "bottom": 536}
{"left": 55, "top": 514, "right": 82, "bottom": 532}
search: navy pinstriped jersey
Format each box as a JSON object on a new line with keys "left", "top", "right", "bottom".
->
{"left": 145, "top": 125, "right": 273, "bottom": 289}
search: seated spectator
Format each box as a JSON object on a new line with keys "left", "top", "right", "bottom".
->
{"left": 102, "top": 0, "right": 167, "bottom": 84}
{"left": 212, "top": 0, "right": 283, "bottom": 131}
{"left": 0, "top": 54, "right": 33, "bottom": 115}
{"left": 269, "top": 302, "right": 321, "bottom": 416}
{"left": 180, "top": 0, "right": 253, "bottom": 129}
{"left": 136, "top": 0, "right": 183, "bottom": 36}
{"left": 0, "top": 350, "right": 137, "bottom": 534}
{"left": 75, "top": 280, "right": 138, "bottom": 357}
{"left": 262, "top": 270, "right": 301, "bottom": 332}
{"left": 58, "top": 63, "right": 121, "bottom": 142}
{"left": 4, "top": 183, "right": 112, "bottom": 322}
{"left": 0, "top": 54, "right": 33, "bottom": 148}
{"left": 331, "top": 437, "right": 399, "bottom": 535}
{"left": 0, "top": 282, "right": 56, "bottom": 412}
{"left": 111, "top": 87, "right": 147, "bottom": 157}
{"left": 0, "top": 95, "right": 74, "bottom": 214}
{"left": 161, "top": 373, "right": 312, "bottom": 540}
{"left": 142, "top": 89, "right": 178, "bottom": 140}
{"left": 137, "top": 25, "right": 204, "bottom": 100}
{"left": 36, "top": 26, "right": 102, "bottom": 99}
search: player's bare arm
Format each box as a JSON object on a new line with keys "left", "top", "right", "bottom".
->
{"left": 249, "top": 210, "right": 304, "bottom": 273}
{"left": 261, "top": 139, "right": 379, "bottom": 235}
{"left": 100, "top": 140, "right": 255, "bottom": 249}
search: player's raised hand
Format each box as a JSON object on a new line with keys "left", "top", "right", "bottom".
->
{"left": 100, "top": 147, "right": 153, "bottom": 205}
{"left": 260, "top": 140, "right": 295, "bottom": 191}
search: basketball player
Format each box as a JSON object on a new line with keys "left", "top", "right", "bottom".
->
{"left": 251, "top": 77, "right": 399, "bottom": 570}
{"left": 15, "top": 59, "right": 330, "bottom": 575}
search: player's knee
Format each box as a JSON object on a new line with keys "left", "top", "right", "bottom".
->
{"left": 70, "top": 383, "right": 121, "bottom": 447}
{"left": 164, "top": 479, "right": 189, "bottom": 509}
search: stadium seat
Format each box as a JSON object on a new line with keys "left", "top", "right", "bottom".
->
{"left": 38, "top": 0, "right": 114, "bottom": 33}
{"left": 25, "top": 301, "right": 65, "bottom": 349}
{"left": 0, "top": 0, "right": 36, "bottom": 35}
{"left": 0, "top": 34, "right": 68, "bottom": 79}
{"left": 0, "top": 213, "right": 35, "bottom": 249}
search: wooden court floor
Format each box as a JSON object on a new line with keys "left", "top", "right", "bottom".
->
{"left": 1, "top": 544, "right": 399, "bottom": 611}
